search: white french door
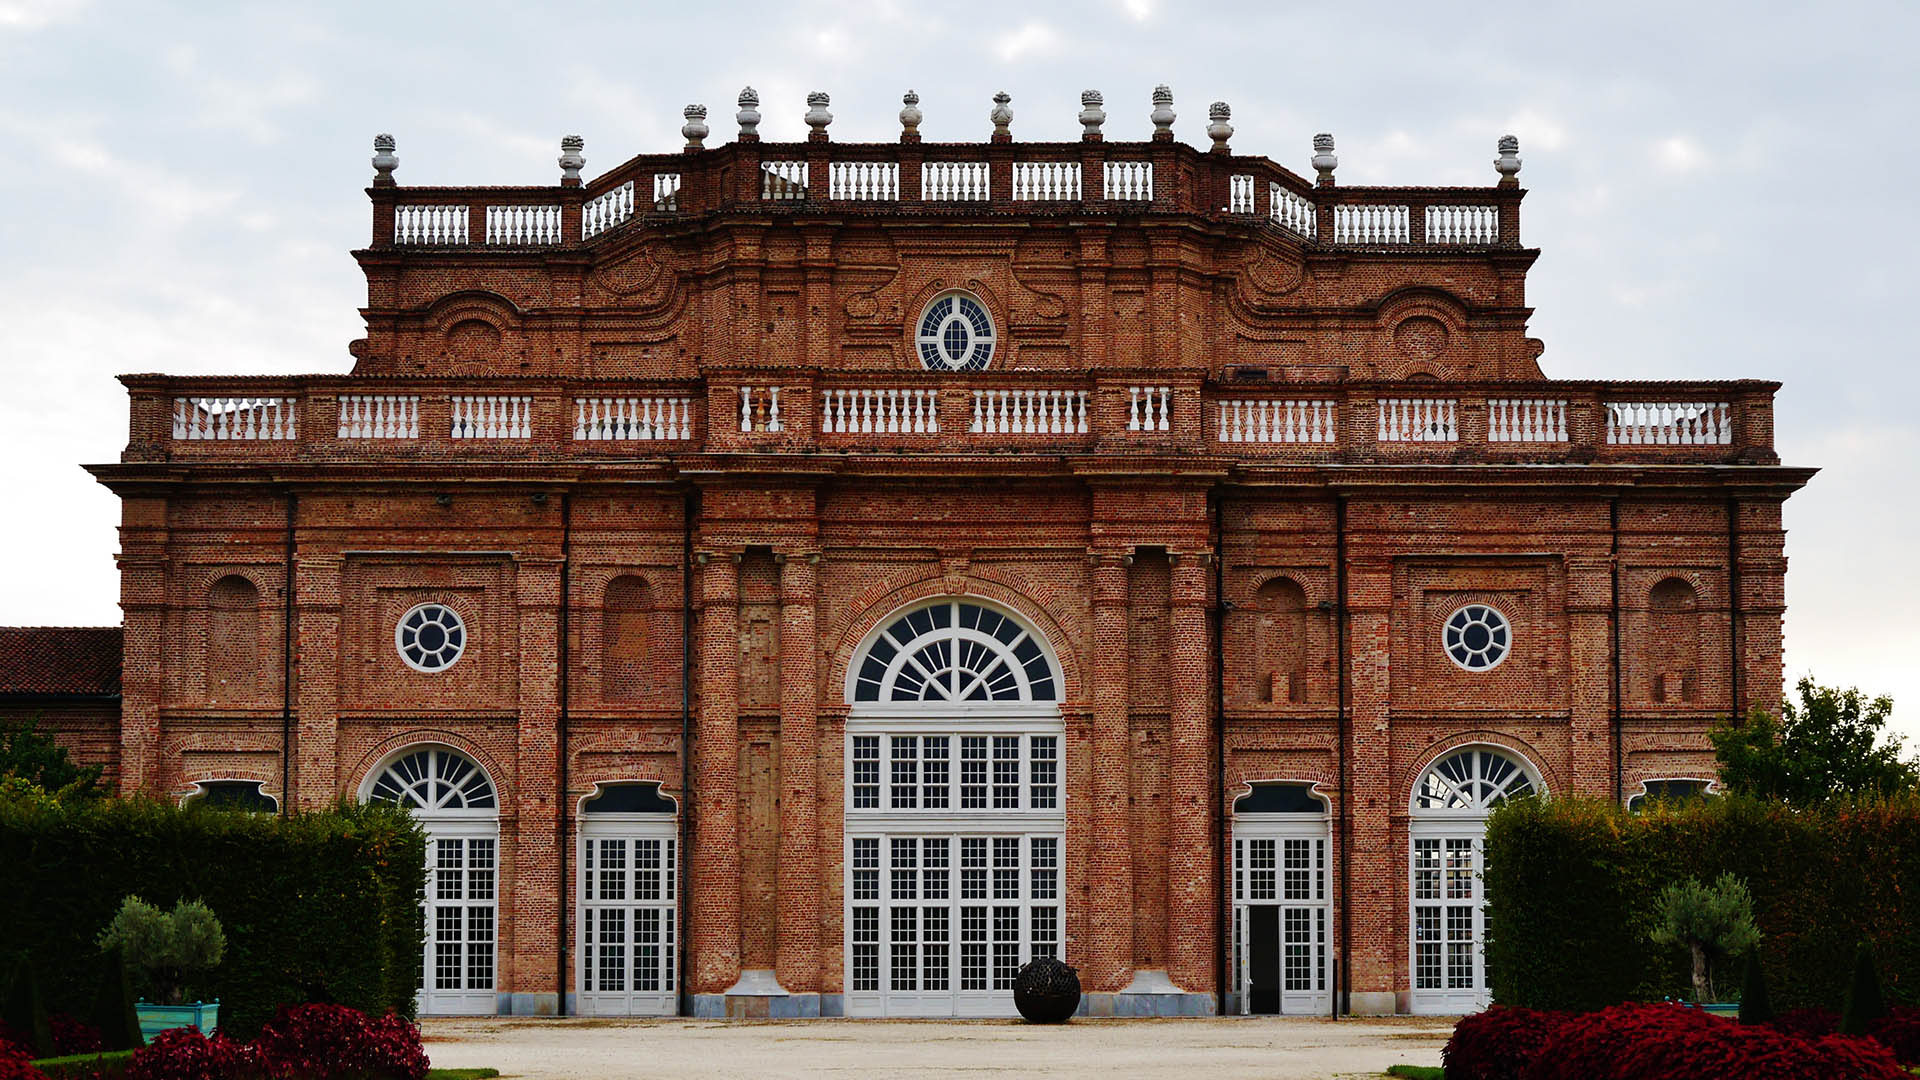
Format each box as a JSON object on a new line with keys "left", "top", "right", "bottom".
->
{"left": 420, "top": 822, "right": 499, "bottom": 1015}
{"left": 1408, "top": 825, "right": 1487, "bottom": 1014}
{"left": 1231, "top": 824, "right": 1332, "bottom": 1016}
{"left": 577, "top": 821, "right": 677, "bottom": 1016}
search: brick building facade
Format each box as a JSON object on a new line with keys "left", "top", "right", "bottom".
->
{"left": 5, "top": 87, "right": 1812, "bottom": 1018}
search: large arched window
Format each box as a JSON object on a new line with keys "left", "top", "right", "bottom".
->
{"left": 851, "top": 599, "right": 1057, "bottom": 704}
{"left": 363, "top": 746, "right": 498, "bottom": 1016}
{"left": 1408, "top": 745, "right": 1542, "bottom": 1016}
{"left": 844, "top": 597, "right": 1063, "bottom": 1018}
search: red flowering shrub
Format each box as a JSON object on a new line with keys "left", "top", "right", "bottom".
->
{"left": 253, "top": 1005, "right": 426, "bottom": 1080}
{"left": 1771, "top": 1006, "right": 1840, "bottom": 1038}
{"left": 1525, "top": 1001, "right": 1906, "bottom": 1080}
{"left": 125, "top": 1028, "right": 262, "bottom": 1080}
{"left": 47, "top": 1016, "right": 105, "bottom": 1057}
{"left": 0, "top": 1041, "right": 47, "bottom": 1080}
{"left": 1443, "top": 1006, "right": 1570, "bottom": 1080}
{"left": 1868, "top": 1006, "right": 1920, "bottom": 1066}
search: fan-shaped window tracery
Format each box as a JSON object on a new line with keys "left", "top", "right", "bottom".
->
{"left": 852, "top": 600, "right": 1057, "bottom": 703}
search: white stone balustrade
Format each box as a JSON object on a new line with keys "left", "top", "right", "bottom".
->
{"left": 1228, "top": 175, "right": 1255, "bottom": 214}
{"left": 582, "top": 182, "right": 635, "bottom": 239}
{"left": 821, "top": 388, "right": 938, "bottom": 434}
{"left": 1012, "top": 162, "right": 1082, "bottom": 201}
{"left": 1426, "top": 205, "right": 1498, "bottom": 244}
{"left": 1488, "top": 398, "right": 1568, "bottom": 443}
{"left": 450, "top": 395, "right": 533, "bottom": 439}
{"left": 653, "top": 174, "right": 681, "bottom": 210}
{"left": 1103, "top": 161, "right": 1153, "bottom": 201}
{"left": 740, "top": 387, "right": 783, "bottom": 433}
{"left": 1334, "top": 205, "right": 1410, "bottom": 244}
{"left": 1217, "top": 399, "right": 1338, "bottom": 444}
{"left": 1270, "top": 184, "right": 1316, "bottom": 238}
{"left": 485, "top": 205, "right": 562, "bottom": 245}
{"left": 1378, "top": 397, "right": 1457, "bottom": 442}
{"left": 1606, "top": 401, "right": 1732, "bottom": 445}
{"left": 394, "top": 205, "right": 468, "bottom": 245}
{"left": 172, "top": 397, "right": 298, "bottom": 441}
{"left": 830, "top": 162, "right": 899, "bottom": 201}
{"left": 338, "top": 395, "right": 419, "bottom": 439}
{"left": 761, "top": 161, "right": 808, "bottom": 200}
{"left": 971, "top": 389, "right": 1089, "bottom": 436}
{"left": 1127, "top": 386, "right": 1172, "bottom": 432}
{"left": 574, "top": 397, "right": 693, "bottom": 441}
{"left": 922, "top": 162, "right": 991, "bottom": 201}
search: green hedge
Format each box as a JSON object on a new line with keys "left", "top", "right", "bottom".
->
{"left": 0, "top": 796, "right": 425, "bottom": 1037}
{"left": 1484, "top": 795, "right": 1920, "bottom": 1012}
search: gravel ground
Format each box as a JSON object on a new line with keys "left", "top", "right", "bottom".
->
{"left": 420, "top": 1015, "right": 1452, "bottom": 1080}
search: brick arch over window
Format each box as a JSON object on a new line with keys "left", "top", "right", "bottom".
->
{"left": 206, "top": 574, "right": 260, "bottom": 702}
{"left": 1648, "top": 576, "right": 1701, "bottom": 704}
{"left": 825, "top": 577, "right": 1084, "bottom": 707}
{"left": 603, "top": 574, "right": 651, "bottom": 701}
{"left": 843, "top": 596, "right": 1063, "bottom": 706}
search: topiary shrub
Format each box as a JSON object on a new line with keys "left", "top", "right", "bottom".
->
{"left": 86, "top": 950, "right": 140, "bottom": 1054}
{"left": 2, "top": 958, "right": 52, "bottom": 1059}
{"left": 124, "top": 1027, "right": 261, "bottom": 1080}
{"left": 0, "top": 1041, "right": 45, "bottom": 1080}
{"left": 1442, "top": 1005, "right": 1568, "bottom": 1080}
{"left": 1738, "top": 951, "right": 1774, "bottom": 1024}
{"left": 1522, "top": 1001, "right": 1906, "bottom": 1080}
{"left": 1647, "top": 872, "right": 1760, "bottom": 1002}
{"left": 1010, "top": 958, "right": 1080, "bottom": 1024}
{"left": 1842, "top": 942, "right": 1889, "bottom": 1035}
{"left": 1868, "top": 1006, "right": 1920, "bottom": 1066}
{"left": 252, "top": 1004, "right": 426, "bottom": 1080}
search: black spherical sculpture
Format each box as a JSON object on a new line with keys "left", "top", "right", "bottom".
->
{"left": 1013, "top": 956, "right": 1081, "bottom": 1023}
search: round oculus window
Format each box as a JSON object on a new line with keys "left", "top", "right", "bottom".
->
{"left": 1443, "top": 604, "right": 1510, "bottom": 672}
{"left": 916, "top": 292, "right": 995, "bottom": 371}
{"left": 397, "top": 602, "right": 465, "bottom": 672}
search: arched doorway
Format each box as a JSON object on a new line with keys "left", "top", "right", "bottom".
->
{"left": 363, "top": 745, "right": 499, "bottom": 1016}
{"left": 1407, "top": 745, "right": 1541, "bottom": 1015}
{"left": 577, "top": 781, "right": 679, "bottom": 1016}
{"left": 843, "top": 597, "right": 1064, "bottom": 1017}
{"left": 1230, "top": 782, "right": 1332, "bottom": 1016}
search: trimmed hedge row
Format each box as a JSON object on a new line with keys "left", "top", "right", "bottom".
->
{"left": 1483, "top": 795, "right": 1920, "bottom": 1012}
{"left": 0, "top": 797, "right": 425, "bottom": 1037}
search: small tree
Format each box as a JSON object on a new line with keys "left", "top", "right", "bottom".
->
{"left": 1711, "top": 678, "right": 1917, "bottom": 802}
{"left": 0, "top": 718, "right": 103, "bottom": 800}
{"left": 1840, "top": 942, "right": 1888, "bottom": 1035}
{"left": 1649, "top": 872, "right": 1761, "bottom": 1002}
{"left": 95, "top": 897, "right": 226, "bottom": 1006}
{"left": 1738, "top": 950, "right": 1774, "bottom": 1024}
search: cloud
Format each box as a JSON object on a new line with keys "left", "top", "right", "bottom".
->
{"left": 996, "top": 22, "right": 1059, "bottom": 63}
{"left": 0, "top": 0, "right": 85, "bottom": 30}
{"left": 1120, "top": 0, "right": 1153, "bottom": 19}
{"left": 1654, "top": 135, "right": 1709, "bottom": 174}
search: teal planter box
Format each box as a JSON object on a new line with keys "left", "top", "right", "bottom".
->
{"left": 135, "top": 1000, "right": 220, "bottom": 1044}
{"left": 1700, "top": 1002, "right": 1741, "bottom": 1018}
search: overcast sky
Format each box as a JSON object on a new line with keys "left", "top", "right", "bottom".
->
{"left": 2, "top": 1, "right": 1914, "bottom": 740}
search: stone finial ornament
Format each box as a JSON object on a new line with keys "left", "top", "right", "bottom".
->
{"left": 1495, "top": 134, "right": 1522, "bottom": 183}
{"left": 990, "top": 91, "right": 1013, "bottom": 138}
{"left": 558, "top": 135, "right": 585, "bottom": 181}
{"left": 1150, "top": 84, "right": 1176, "bottom": 140}
{"left": 899, "top": 90, "right": 923, "bottom": 140}
{"left": 805, "top": 91, "right": 833, "bottom": 138}
{"left": 371, "top": 133, "right": 398, "bottom": 184}
{"left": 1312, "top": 132, "right": 1338, "bottom": 186}
{"left": 682, "top": 105, "right": 709, "bottom": 149}
{"left": 736, "top": 87, "right": 761, "bottom": 139}
{"left": 1079, "top": 90, "right": 1106, "bottom": 140}
{"left": 1207, "top": 102, "right": 1233, "bottom": 152}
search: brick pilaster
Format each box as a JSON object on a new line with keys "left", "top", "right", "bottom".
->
{"left": 692, "top": 551, "right": 742, "bottom": 994}
{"left": 775, "top": 551, "right": 821, "bottom": 993}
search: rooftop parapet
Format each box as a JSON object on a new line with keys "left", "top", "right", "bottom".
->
{"left": 363, "top": 88, "right": 1527, "bottom": 251}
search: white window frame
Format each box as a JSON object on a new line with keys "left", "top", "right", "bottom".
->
{"left": 1232, "top": 796, "right": 1333, "bottom": 1017}
{"left": 576, "top": 791, "right": 678, "bottom": 1017}
{"left": 360, "top": 745, "right": 500, "bottom": 1016}
{"left": 1406, "top": 744, "right": 1543, "bottom": 1016}
{"left": 843, "top": 597, "right": 1065, "bottom": 1018}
